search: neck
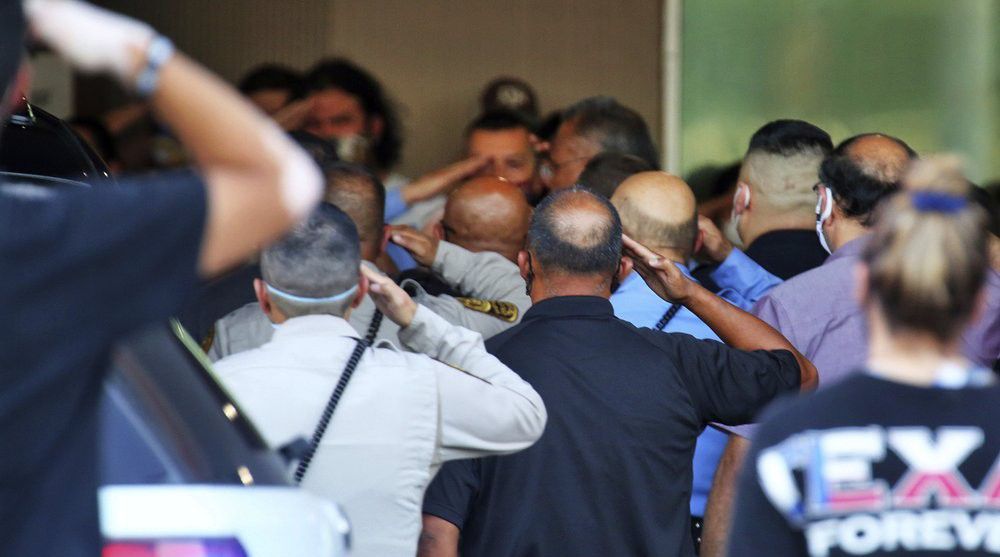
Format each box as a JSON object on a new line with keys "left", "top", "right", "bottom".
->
{"left": 866, "top": 307, "right": 968, "bottom": 386}
{"left": 529, "top": 274, "right": 611, "bottom": 304}
{"left": 742, "top": 209, "right": 814, "bottom": 248}
{"left": 648, "top": 246, "right": 688, "bottom": 265}
{"left": 829, "top": 219, "right": 868, "bottom": 252}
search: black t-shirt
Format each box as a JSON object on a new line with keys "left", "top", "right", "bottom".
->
{"left": 0, "top": 171, "right": 206, "bottom": 556}
{"left": 422, "top": 296, "right": 801, "bottom": 556}
{"left": 744, "top": 229, "right": 828, "bottom": 280}
{"left": 731, "top": 372, "right": 1000, "bottom": 557}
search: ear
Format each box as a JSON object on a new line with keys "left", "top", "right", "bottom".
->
{"left": 432, "top": 221, "right": 445, "bottom": 241}
{"left": 517, "top": 250, "right": 531, "bottom": 281}
{"left": 254, "top": 279, "right": 273, "bottom": 317}
{"left": 368, "top": 115, "right": 385, "bottom": 139}
{"left": 352, "top": 273, "right": 370, "bottom": 309}
{"left": 853, "top": 263, "right": 871, "bottom": 306}
{"left": 379, "top": 225, "right": 392, "bottom": 255}
{"left": 617, "top": 256, "right": 634, "bottom": 282}
{"left": 732, "top": 182, "right": 750, "bottom": 215}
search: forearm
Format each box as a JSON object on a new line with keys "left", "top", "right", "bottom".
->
{"left": 684, "top": 285, "right": 817, "bottom": 389}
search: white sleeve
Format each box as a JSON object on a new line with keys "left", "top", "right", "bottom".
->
{"left": 399, "top": 305, "right": 547, "bottom": 462}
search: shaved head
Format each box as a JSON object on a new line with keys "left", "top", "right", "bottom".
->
{"left": 528, "top": 187, "right": 622, "bottom": 278}
{"left": 442, "top": 176, "right": 532, "bottom": 262}
{"left": 611, "top": 171, "right": 698, "bottom": 257}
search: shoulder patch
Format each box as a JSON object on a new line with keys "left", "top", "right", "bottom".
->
{"left": 455, "top": 297, "right": 519, "bottom": 323}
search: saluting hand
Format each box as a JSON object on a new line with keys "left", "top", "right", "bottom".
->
{"left": 622, "top": 235, "right": 695, "bottom": 304}
{"left": 401, "top": 156, "right": 490, "bottom": 204}
{"left": 389, "top": 225, "right": 440, "bottom": 267}
{"left": 361, "top": 264, "right": 417, "bottom": 328}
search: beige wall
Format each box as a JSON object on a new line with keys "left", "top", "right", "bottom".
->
{"left": 93, "top": 0, "right": 663, "bottom": 177}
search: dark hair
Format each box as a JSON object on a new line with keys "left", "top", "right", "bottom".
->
{"left": 577, "top": 152, "right": 654, "bottom": 199}
{"left": 288, "top": 130, "right": 339, "bottom": 168}
{"left": 0, "top": 2, "right": 25, "bottom": 103}
{"left": 747, "top": 119, "right": 833, "bottom": 157}
{"left": 238, "top": 64, "right": 302, "bottom": 97}
{"left": 305, "top": 58, "right": 402, "bottom": 171}
{"left": 819, "top": 133, "right": 918, "bottom": 226}
{"left": 465, "top": 109, "right": 534, "bottom": 138}
{"left": 322, "top": 161, "right": 386, "bottom": 244}
{"left": 968, "top": 182, "right": 999, "bottom": 237}
{"left": 863, "top": 157, "right": 988, "bottom": 342}
{"left": 480, "top": 76, "right": 539, "bottom": 123}
{"left": 535, "top": 111, "right": 563, "bottom": 142}
{"left": 562, "top": 96, "right": 659, "bottom": 169}
{"left": 527, "top": 187, "right": 622, "bottom": 277}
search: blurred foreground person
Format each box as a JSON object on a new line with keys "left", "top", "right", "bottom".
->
{"left": 215, "top": 205, "right": 545, "bottom": 557}
{"left": 730, "top": 157, "right": 1000, "bottom": 557}
{"left": 1, "top": 1, "right": 323, "bottom": 555}
{"left": 419, "top": 188, "right": 817, "bottom": 557}
{"left": 541, "top": 96, "right": 659, "bottom": 192}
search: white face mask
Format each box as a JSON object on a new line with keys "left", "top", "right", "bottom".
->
{"left": 336, "top": 134, "right": 371, "bottom": 164}
{"left": 815, "top": 186, "right": 834, "bottom": 254}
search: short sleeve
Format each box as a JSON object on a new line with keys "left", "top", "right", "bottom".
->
{"left": 728, "top": 409, "right": 807, "bottom": 556}
{"left": 751, "top": 294, "right": 796, "bottom": 347}
{"left": 8, "top": 170, "right": 206, "bottom": 338}
{"left": 423, "top": 458, "right": 481, "bottom": 530}
{"left": 647, "top": 332, "right": 801, "bottom": 426}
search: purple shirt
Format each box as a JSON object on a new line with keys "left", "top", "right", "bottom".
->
{"left": 724, "top": 236, "right": 1000, "bottom": 438}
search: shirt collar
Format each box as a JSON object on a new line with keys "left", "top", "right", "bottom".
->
{"left": 522, "top": 295, "right": 615, "bottom": 322}
{"left": 271, "top": 314, "right": 359, "bottom": 341}
{"left": 825, "top": 235, "right": 869, "bottom": 265}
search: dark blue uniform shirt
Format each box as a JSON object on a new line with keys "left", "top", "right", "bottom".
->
{"left": 422, "top": 296, "right": 802, "bottom": 556}
{"left": 0, "top": 171, "right": 206, "bottom": 556}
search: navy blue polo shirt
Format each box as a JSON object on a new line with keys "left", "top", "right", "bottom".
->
{"left": 422, "top": 296, "right": 801, "bottom": 556}
{"left": 0, "top": 171, "right": 206, "bottom": 556}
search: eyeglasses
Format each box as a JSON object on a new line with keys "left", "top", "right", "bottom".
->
{"left": 539, "top": 155, "right": 590, "bottom": 181}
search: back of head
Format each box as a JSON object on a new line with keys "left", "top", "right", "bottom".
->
{"left": 480, "top": 77, "right": 539, "bottom": 123}
{"left": 528, "top": 187, "right": 622, "bottom": 280}
{"left": 578, "top": 152, "right": 654, "bottom": 199}
{"left": 238, "top": 64, "right": 301, "bottom": 96}
{"left": 0, "top": 1, "right": 25, "bottom": 109}
{"left": 862, "top": 156, "right": 989, "bottom": 342}
{"left": 261, "top": 203, "right": 361, "bottom": 318}
{"left": 820, "top": 133, "right": 918, "bottom": 226}
{"left": 443, "top": 176, "right": 532, "bottom": 261}
{"left": 562, "top": 96, "right": 660, "bottom": 169}
{"left": 322, "top": 162, "right": 385, "bottom": 257}
{"left": 305, "top": 58, "right": 401, "bottom": 170}
{"left": 611, "top": 171, "right": 698, "bottom": 259}
{"left": 742, "top": 119, "right": 833, "bottom": 213}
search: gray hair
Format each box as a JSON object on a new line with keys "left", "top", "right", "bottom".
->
{"left": 261, "top": 203, "right": 361, "bottom": 318}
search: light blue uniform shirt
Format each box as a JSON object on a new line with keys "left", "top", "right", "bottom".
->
{"left": 610, "top": 249, "right": 781, "bottom": 515}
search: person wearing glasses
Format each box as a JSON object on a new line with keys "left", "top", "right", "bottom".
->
{"left": 539, "top": 95, "right": 659, "bottom": 192}
{"left": 729, "top": 157, "right": 1000, "bottom": 557}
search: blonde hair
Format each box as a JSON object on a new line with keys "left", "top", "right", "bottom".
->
{"left": 862, "top": 156, "right": 989, "bottom": 341}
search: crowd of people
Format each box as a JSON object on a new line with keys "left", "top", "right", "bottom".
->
{"left": 2, "top": 2, "right": 999, "bottom": 557}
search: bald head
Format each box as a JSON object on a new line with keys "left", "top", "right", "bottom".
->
{"left": 322, "top": 163, "right": 385, "bottom": 261}
{"left": 820, "top": 133, "right": 917, "bottom": 226}
{"left": 611, "top": 172, "right": 698, "bottom": 258}
{"left": 528, "top": 187, "right": 622, "bottom": 278}
{"left": 441, "top": 176, "right": 532, "bottom": 263}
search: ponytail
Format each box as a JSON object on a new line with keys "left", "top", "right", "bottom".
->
{"left": 862, "top": 156, "right": 989, "bottom": 342}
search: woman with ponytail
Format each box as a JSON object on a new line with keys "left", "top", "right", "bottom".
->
{"left": 729, "top": 157, "right": 1000, "bottom": 557}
